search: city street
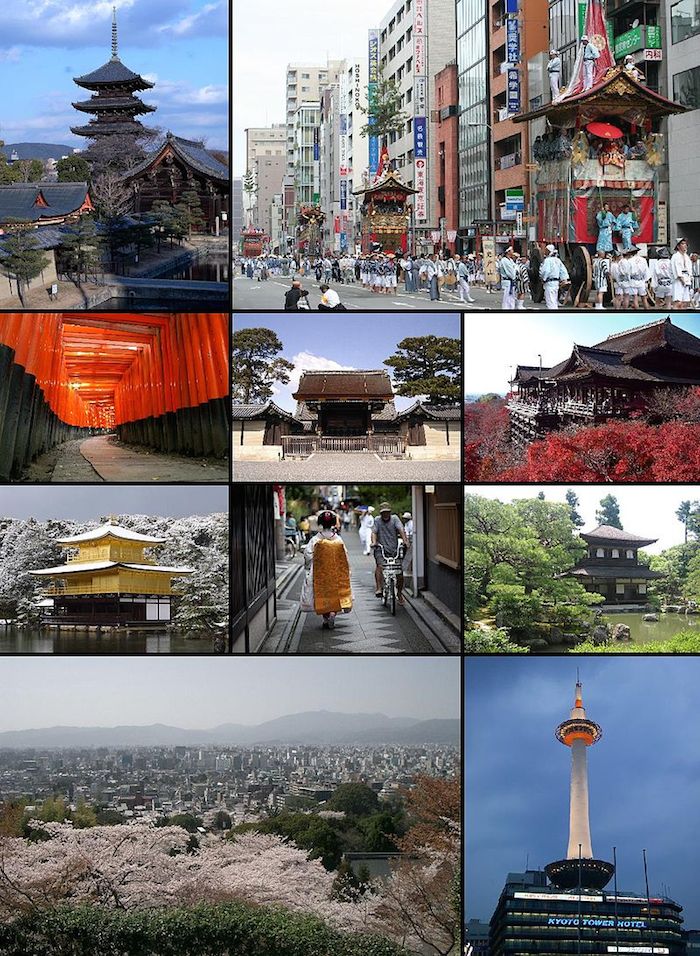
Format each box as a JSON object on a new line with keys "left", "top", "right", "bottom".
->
{"left": 261, "top": 530, "right": 457, "bottom": 654}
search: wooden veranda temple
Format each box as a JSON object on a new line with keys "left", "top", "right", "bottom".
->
{"left": 122, "top": 132, "right": 230, "bottom": 234}
{"left": 508, "top": 317, "right": 700, "bottom": 443}
{"left": 70, "top": 9, "right": 156, "bottom": 143}
{"left": 353, "top": 169, "right": 417, "bottom": 253}
{"left": 30, "top": 521, "right": 193, "bottom": 625}
{"left": 563, "top": 524, "right": 663, "bottom": 607}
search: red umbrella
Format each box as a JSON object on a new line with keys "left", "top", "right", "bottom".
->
{"left": 586, "top": 121, "right": 624, "bottom": 140}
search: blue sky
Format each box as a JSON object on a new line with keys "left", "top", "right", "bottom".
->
{"left": 0, "top": 0, "right": 227, "bottom": 151}
{"left": 234, "top": 313, "right": 461, "bottom": 412}
{"left": 466, "top": 657, "right": 700, "bottom": 926}
{"left": 465, "top": 313, "right": 700, "bottom": 395}
{"left": 0, "top": 657, "right": 461, "bottom": 730}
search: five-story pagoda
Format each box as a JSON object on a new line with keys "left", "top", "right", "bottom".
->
{"left": 30, "top": 521, "right": 192, "bottom": 627}
{"left": 70, "top": 8, "right": 156, "bottom": 146}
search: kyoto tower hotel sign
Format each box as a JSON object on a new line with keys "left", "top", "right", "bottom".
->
{"left": 545, "top": 680, "right": 615, "bottom": 891}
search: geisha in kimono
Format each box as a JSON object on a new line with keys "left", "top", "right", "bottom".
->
{"left": 300, "top": 510, "right": 353, "bottom": 630}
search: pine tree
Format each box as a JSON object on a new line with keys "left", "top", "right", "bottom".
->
{"left": 0, "top": 226, "right": 50, "bottom": 306}
{"left": 595, "top": 494, "right": 622, "bottom": 529}
{"left": 177, "top": 188, "right": 206, "bottom": 236}
{"left": 565, "top": 489, "right": 584, "bottom": 528}
{"left": 59, "top": 215, "right": 102, "bottom": 281}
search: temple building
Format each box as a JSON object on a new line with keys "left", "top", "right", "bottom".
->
{"left": 508, "top": 317, "right": 700, "bottom": 444}
{"left": 30, "top": 521, "right": 192, "bottom": 626}
{"left": 564, "top": 525, "right": 663, "bottom": 608}
{"left": 233, "top": 370, "right": 460, "bottom": 462}
{"left": 70, "top": 9, "right": 156, "bottom": 144}
{"left": 121, "top": 132, "right": 229, "bottom": 234}
{"left": 0, "top": 183, "right": 93, "bottom": 230}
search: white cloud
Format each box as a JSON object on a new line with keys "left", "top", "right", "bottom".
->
{"left": 0, "top": 47, "right": 22, "bottom": 62}
{"left": 270, "top": 352, "right": 356, "bottom": 411}
{"left": 156, "top": 1, "right": 224, "bottom": 37}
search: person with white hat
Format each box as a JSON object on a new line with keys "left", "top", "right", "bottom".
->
{"left": 548, "top": 49, "right": 562, "bottom": 100}
{"left": 497, "top": 247, "right": 518, "bottom": 310}
{"left": 671, "top": 238, "right": 693, "bottom": 309}
{"left": 539, "top": 244, "right": 570, "bottom": 310}
{"left": 580, "top": 35, "right": 601, "bottom": 91}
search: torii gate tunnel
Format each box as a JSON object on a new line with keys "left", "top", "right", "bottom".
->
{"left": 0, "top": 313, "right": 229, "bottom": 480}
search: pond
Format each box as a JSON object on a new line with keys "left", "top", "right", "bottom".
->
{"left": 600, "top": 611, "right": 699, "bottom": 646}
{"left": 0, "top": 626, "right": 222, "bottom": 654}
{"left": 157, "top": 255, "right": 229, "bottom": 283}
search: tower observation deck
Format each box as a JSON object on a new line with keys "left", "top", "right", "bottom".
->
{"left": 545, "top": 680, "right": 615, "bottom": 891}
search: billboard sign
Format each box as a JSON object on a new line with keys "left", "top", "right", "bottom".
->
{"left": 368, "top": 29, "right": 380, "bottom": 176}
{"left": 414, "top": 116, "right": 427, "bottom": 158}
{"left": 507, "top": 69, "right": 520, "bottom": 113}
{"left": 506, "top": 18, "right": 520, "bottom": 64}
{"left": 415, "top": 157, "right": 427, "bottom": 220}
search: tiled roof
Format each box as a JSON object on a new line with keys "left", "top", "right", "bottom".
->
{"left": 396, "top": 400, "right": 461, "bottom": 421}
{"left": 293, "top": 369, "right": 393, "bottom": 400}
{"left": 580, "top": 524, "right": 658, "bottom": 545}
{"left": 0, "top": 183, "right": 90, "bottom": 224}
{"left": 232, "top": 401, "right": 294, "bottom": 421}
{"left": 593, "top": 317, "right": 700, "bottom": 359}
{"left": 74, "top": 57, "right": 154, "bottom": 89}
{"left": 567, "top": 564, "right": 663, "bottom": 580}
{"left": 123, "top": 133, "right": 229, "bottom": 183}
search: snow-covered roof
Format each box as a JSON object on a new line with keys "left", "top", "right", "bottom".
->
{"left": 30, "top": 561, "right": 192, "bottom": 576}
{"left": 57, "top": 522, "right": 166, "bottom": 546}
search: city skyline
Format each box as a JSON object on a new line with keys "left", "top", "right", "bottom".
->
{"left": 465, "top": 314, "right": 700, "bottom": 395}
{"left": 467, "top": 485, "right": 698, "bottom": 555}
{"left": 0, "top": 0, "right": 228, "bottom": 149}
{"left": 0, "top": 486, "right": 228, "bottom": 520}
{"left": 0, "top": 657, "right": 460, "bottom": 732}
{"left": 466, "top": 657, "right": 700, "bottom": 926}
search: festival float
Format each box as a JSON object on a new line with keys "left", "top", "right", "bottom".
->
{"left": 240, "top": 228, "right": 268, "bottom": 258}
{"left": 296, "top": 205, "right": 325, "bottom": 257}
{"left": 353, "top": 146, "right": 417, "bottom": 254}
{"left": 514, "top": 0, "right": 687, "bottom": 304}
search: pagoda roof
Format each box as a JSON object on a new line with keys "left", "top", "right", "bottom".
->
{"left": 293, "top": 370, "right": 394, "bottom": 401}
{"left": 30, "top": 561, "right": 192, "bottom": 576}
{"left": 70, "top": 121, "right": 156, "bottom": 138}
{"left": 592, "top": 317, "right": 700, "bottom": 360}
{"left": 72, "top": 96, "right": 156, "bottom": 115}
{"left": 294, "top": 399, "right": 398, "bottom": 423}
{"left": 57, "top": 522, "right": 165, "bottom": 546}
{"left": 567, "top": 564, "right": 663, "bottom": 580}
{"left": 580, "top": 524, "right": 658, "bottom": 546}
{"left": 74, "top": 57, "right": 154, "bottom": 91}
{"left": 514, "top": 65, "right": 687, "bottom": 125}
{"left": 232, "top": 401, "right": 296, "bottom": 421}
{"left": 0, "top": 183, "right": 92, "bottom": 225}
{"left": 122, "top": 133, "right": 229, "bottom": 184}
{"left": 353, "top": 169, "right": 418, "bottom": 197}
{"left": 395, "top": 400, "right": 461, "bottom": 421}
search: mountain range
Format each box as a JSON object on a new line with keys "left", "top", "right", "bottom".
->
{"left": 3, "top": 142, "right": 77, "bottom": 161}
{"left": 0, "top": 711, "right": 460, "bottom": 749}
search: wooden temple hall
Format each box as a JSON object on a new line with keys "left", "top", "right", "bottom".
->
{"left": 0, "top": 314, "right": 229, "bottom": 479}
{"left": 508, "top": 317, "right": 700, "bottom": 444}
{"left": 564, "top": 525, "right": 663, "bottom": 607}
{"left": 233, "top": 370, "right": 460, "bottom": 461}
{"left": 30, "top": 522, "right": 193, "bottom": 626}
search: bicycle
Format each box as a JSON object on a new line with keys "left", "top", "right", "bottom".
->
{"left": 375, "top": 543, "right": 405, "bottom": 617}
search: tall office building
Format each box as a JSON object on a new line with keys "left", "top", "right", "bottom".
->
{"left": 377, "top": 0, "right": 456, "bottom": 248}
{"left": 456, "top": 0, "right": 489, "bottom": 249}
{"left": 245, "top": 125, "right": 286, "bottom": 238}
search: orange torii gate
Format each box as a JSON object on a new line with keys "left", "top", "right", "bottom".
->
{"left": 0, "top": 313, "right": 229, "bottom": 479}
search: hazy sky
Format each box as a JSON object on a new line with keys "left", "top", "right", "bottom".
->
{"left": 0, "top": 0, "right": 227, "bottom": 150}
{"left": 0, "top": 486, "right": 228, "bottom": 520}
{"left": 466, "top": 657, "right": 700, "bottom": 925}
{"left": 468, "top": 485, "right": 699, "bottom": 555}
{"left": 0, "top": 657, "right": 460, "bottom": 731}
{"left": 234, "top": 313, "right": 461, "bottom": 412}
{"left": 233, "top": 0, "right": 382, "bottom": 173}
{"left": 464, "top": 314, "right": 700, "bottom": 395}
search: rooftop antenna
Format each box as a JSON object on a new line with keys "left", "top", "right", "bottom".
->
{"left": 111, "top": 6, "right": 118, "bottom": 59}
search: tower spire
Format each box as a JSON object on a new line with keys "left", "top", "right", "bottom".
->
{"left": 111, "top": 6, "right": 118, "bottom": 59}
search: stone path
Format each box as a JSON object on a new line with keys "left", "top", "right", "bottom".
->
{"left": 79, "top": 435, "right": 229, "bottom": 482}
{"left": 234, "top": 451, "right": 459, "bottom": 482}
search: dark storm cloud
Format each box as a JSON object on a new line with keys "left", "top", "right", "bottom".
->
{"left": 0, "top": 486, "right": 228, "bottom": 520}
{"left": 466, "top": 657, "right": 700, "bottom": 926}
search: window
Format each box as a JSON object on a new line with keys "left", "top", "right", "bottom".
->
{"left": 435, "top": 503, "right": 460, "bottom": 568}
{"left": 302, "top": 73, "right": 310, "bottom": 79}
{"left": 672, "top": 0, "right": 700, "bottom": 43}
{"left": 612, "top": 549, "right": 620, "bottom": 559}
{"left": 638, "top": 583, "right": 647, "bottom": 594}
{"left": 626, "top": 549, "right": 634, "bottom": 559}
{"left": 616, "top": 583, "right": 625, "bottom": 595}
{"left": 674, "top": 65, "right": 700, "bottom": 109}
{"left": 596, "top": 548, "right": 605, "bottom": 558}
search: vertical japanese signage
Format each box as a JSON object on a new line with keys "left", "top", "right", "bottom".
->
{"left": 313, "top": 126, "right": 320, "bottom": 162}
{"left": 340, "top": 179, "right": 348, "bottom": 212}
{"left": 507, "top": 69, "right": 520, "bottom": 113}
{"left": 339, "top": 72, "right": 349, "bottom": 213}
{"left": 368, "top": 29, "right": 380, "bottom": 177}
{"left": 506, "top": 18, "right": 520, "bottom": 64}
{"left": 414, "top": 0, "right": 427, "bottom": 223}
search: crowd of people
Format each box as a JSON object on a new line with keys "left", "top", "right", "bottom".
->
{"left": 285, "top": 503, "right": 414, "bottom": 630}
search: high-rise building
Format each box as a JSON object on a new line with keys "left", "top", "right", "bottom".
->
{"left": 377, "top": 0, "right": 456, "bottom": 248}
{"left": 488, "top": 681, "right": 687, "bottom": 955}
{"left": 665, "top": 0, "right": 700, "bottom": 247}
{"left": 244, "top": 125, "right": 286, "bottom": 237}
{"left": 434, "top": 61, "right": 459, "bottom": 252}
{"left": 232, "top": 176, "right": 244, "bottom": 247}
{"left": 293, "top": 102, "right": 322, "bottom": 209}
{"left": 456, "top": 0, "right": 489, "bottom": 249}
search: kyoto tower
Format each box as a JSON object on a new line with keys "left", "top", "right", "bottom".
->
{"left": 544, "top": 679, "right": 615, "bottom": 891}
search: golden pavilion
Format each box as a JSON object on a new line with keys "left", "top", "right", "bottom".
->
{"left": 30, "top": 521, "right": 193, "bottom": 625}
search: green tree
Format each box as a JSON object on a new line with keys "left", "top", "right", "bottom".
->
{"left": 0, "top": 226, "right": 51, "bottom": 306}
{"left": 384, "top": 335, "right": 461, "bottom": 404}
{"left": 36, "top": 796, "right": 68, "bottom": 823}
{"left": 59, "top": 215, "right": 102, "bottom": 281}
{"left": 648, "top": 543, "right": 700, "bottom": 604}
{"left": 360, "top": 809, "right": 404, "bottom": 852}
{"left": 211, "top": 809, "right": 232, "bottom": 831}
{"left": 565, "top": 489, "right": 584, "bottom": 528}
{"left": 328, "top": 783, "right": 380, "bottom": 817}
{"left": 595, "top": 494, "right": 622, "bottom": 529}
{"left": 71, "top": 801, "right": 97, "bottom": 829}
{"left": 158, "top": 812, "right": 202, "bottom": 833}
{"left": 150, "top": 200, "right": 179, "bottom": 251}
{"left": 177, "top": 187, "right": 206, "bottom": 236}
{"left": 359, "top": 69, "right": 408, "bottom": 145}
{"left": 95, "top": 808, "right": 126, "bottom": 826}
{"left": 232, "top": 327, "right": 294, "bottom": 403}
{"left": 56, "top": 155, "right": 91, "bottom": 183}
{"left": 676, "top": 500, "right": 700, "bottom": 544}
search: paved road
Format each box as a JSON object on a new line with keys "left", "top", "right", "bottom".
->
{"left": 234, "top": 275, "right": 467, "bottom": 311}
{"left": 233, "top": 451, "right": 460, "bottom": 482}
{"left": 282, "top": 531, "right": 442, "bottom": 653}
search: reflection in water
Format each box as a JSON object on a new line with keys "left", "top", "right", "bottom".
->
{"left": 159, "top": 256, "right": 229, "bottom": 283}
{"left": 0, "top": 626, "right": 220, "bottom": 654}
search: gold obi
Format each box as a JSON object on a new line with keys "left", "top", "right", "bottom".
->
{"left": 313, "top": 538, "right": 352, "bottom": 614}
